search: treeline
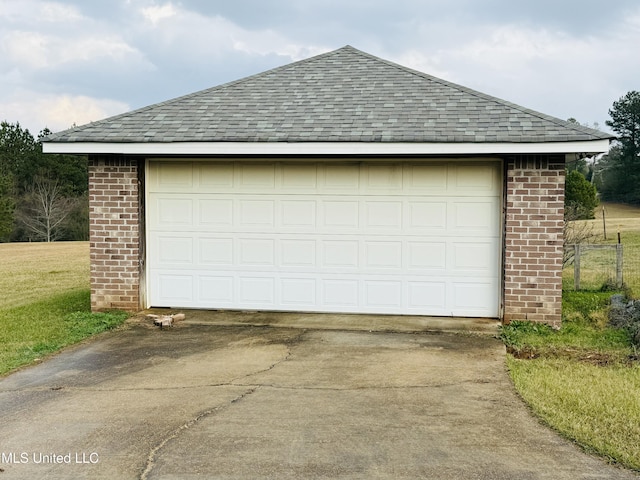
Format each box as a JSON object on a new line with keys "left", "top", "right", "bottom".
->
{"left": 0, "top": 121, "right": 88, "bottom": 242}
{"left": 596, "top": 91, "right": 640, "bottom": 205}
{"left": 565, "top": 91, "right": 640, "bottom": 219}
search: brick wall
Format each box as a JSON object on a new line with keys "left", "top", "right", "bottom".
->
{"left": 503, "top": 155, "right": 565, "bottom": 326}
{"left": 88, "top": 156, "right": 141, "bottom": 311}
{"left": 85, "top": 154, "right": 566, "bottom": 321}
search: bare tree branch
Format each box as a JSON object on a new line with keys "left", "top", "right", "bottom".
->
{"left": 17, "top": 176, "right": 77, "bottom": 242}
{"left": 563, "top": 205, "right": 598, "bottom": 268}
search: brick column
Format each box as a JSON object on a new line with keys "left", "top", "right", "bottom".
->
{"left": 88, "top": 156, "right": 141, "bottom": 311}
{"left": 503, "top": 155, "right": 565, "bottom": 326}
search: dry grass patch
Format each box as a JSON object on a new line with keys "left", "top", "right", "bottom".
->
{"left": 577, "top": 202, "right": 640, "bottom": 236}
{"left": 508, "top": 357, "right": 640, "bottom": 471}
{"left": 0, "top": 241, "right": 89, "bottom": 309}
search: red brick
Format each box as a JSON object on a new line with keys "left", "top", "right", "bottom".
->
{"left": 88, "top": 157, "right": 140, "bottom": 311}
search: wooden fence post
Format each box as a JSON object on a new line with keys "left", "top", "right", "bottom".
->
{"left": 616, "top": 243, "right": 624, "bottom": 288}
{"left": 574, "top": 244, "right": 581, "bottom": 291}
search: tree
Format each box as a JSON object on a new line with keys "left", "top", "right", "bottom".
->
{"left": 0, "top": 121, "right": 90, "bottom": 241}
{"left": 563, "top": 170, "right": 599, "bottom": 267}
{"left": 565, "top": 170, "right": 598, "bottom": 219}
{"left": 0, "top": 173, "right": 14, "bottom": 241}
{"left": 602, "top": 91, "right": 640, "bottom": 203}
{"left": 17, "top": 176, "right": 78, "bottom": 242}
{"left": 0, "top": 121, "right": 40, "bottom": 190}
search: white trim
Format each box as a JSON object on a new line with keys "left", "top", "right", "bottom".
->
{"left": 43, "top": 140, "right": 611, "bottom": 156}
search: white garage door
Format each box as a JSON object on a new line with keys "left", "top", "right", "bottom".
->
{"left": 146, "top": 160, "right": 501, "bottom": 317}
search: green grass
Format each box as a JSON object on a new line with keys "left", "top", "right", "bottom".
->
{"left": 0, "top": 289, "right": 129, "bottom": 376}
{"left": 0, "top": 242, "right": 129, "bottom": 377}
{"left": 502, "top": 291, "right": 640, "bottom": 471}
{"left": 0, "top": 242, "right": 90, "bottom": 309}
{"left": 508, "top": 357, "right": 640, "bottom": 470}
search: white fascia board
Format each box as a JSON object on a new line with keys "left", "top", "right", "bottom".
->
{"left": 42, "top": 139, "right": 611, "bottom": 156}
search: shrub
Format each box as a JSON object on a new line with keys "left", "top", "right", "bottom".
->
{"left": 565, "top": 170, "right": 598, "bottom": 219}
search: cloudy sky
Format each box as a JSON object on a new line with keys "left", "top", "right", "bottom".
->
{"left": 1, "top": 0, "right": 639, "bottom": 136}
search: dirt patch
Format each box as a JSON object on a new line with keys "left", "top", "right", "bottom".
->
{"left": 507, "top": 345, "right": 639, "bottom": 366}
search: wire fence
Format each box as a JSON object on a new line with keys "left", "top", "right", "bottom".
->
{"left": 563, "top": 242, "right": 640, "bottom": 295}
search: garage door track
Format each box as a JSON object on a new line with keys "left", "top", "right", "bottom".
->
{"left": 0, "top": 319, "right": 637, "bottom": 479}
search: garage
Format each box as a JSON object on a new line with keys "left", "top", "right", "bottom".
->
{"left": 43, "top": 45, "right": 612, "bottom": 324}
{"left": 147, "top": 159, "right": 501, "bottom": 316}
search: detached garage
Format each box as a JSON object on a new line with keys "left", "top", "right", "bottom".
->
{"left": 43, "top": 46, "right": 611, "bottom": 325}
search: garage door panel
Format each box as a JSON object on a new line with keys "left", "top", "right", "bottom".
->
{"left": 404, "top": 164, "right": 448, "bottom": 191}
{"left": 322, "top": 241, "right": 359, "bottom": 269}
{"left": 199, "top": 163, "right": 234, "bottom": 189}
{"left": 322, "top": 279, "right": 359, "bottom": 307}
{"left": 451, "top": 164, "right": 498, "bottom": 193}
{"left": 281, "top": 278, "right": 317, "bottom": 305}
{"left": 452, "top": 200, "right": 500, "bottom": 232}
{"left": 156, "top": 236, "right": 194, "bottom": 265}
{"left": 281, "top": 200, "right": 316, "bottom": 227}
{"left": 157, "top": 198, "right": 193, "bottom": 226}
{"left": 238, "top": 200, "right": 275, "bottom": 227}
{"left": 147, "top": 160, "right": 501, "bottom": 316}
{"left": 407, "top": 201, "right": 447, "bottom": 231}
{"left": 407, "top": 282, "right": 447, "bottom": 311}
{"left": 321, "top": 201, "right": 359, "bottom": 228}
{"left": 199, "top": 276, "right": 234, "bottom": 304}
{"left": 238, "top": 239, "right": 275, "bottom": 266}
{"left": 452, "top": 281, "right": 499, "bottom": 316}
{"left": 364, "top": 241, "right": 403, "bottom": 269}
{"left": 281, "top": 239, "right": 316, "bottom": 267}
{"left": 407, "top": 242, "right": 447, "bottom": 270}
{"left": 238, "top": 164, "right": 276, "bottom": 190}
{"left": 321, "top": 165, "right": 360, "bottom": 191}
{"left": 239, "top": 277, "right": 276, "bottom": 305}
{"left": 363, "top": 164, "right": 403, "bottom": 191}
{"left": 154, "top": 161, "right": 194, "bottom": 190}
{"left": 199, "top": 199, "right": 233, "bottom": 226}
{"left": 365, "top": 201, "right": 402, "bottom": 229}
{"left": 451, "top": 241, "right": 499, "bottom": 274}
{"left": 199, "top": 238, "right": 233, "bottom": 265}
{"left": 365, "top": 281, "right": 402, "bottom": 307}
{"left": 156, "top": 274, "right": 194, "bottom": 303}
{"left": 281, "top": 164, "right": 318, "bottom": 191}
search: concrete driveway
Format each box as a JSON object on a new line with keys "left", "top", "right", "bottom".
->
{"left": 0, "top": 315, "right": 637, "bottom": 480}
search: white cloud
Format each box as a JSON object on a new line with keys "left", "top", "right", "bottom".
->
{"left": 131, "top": 2, "right": 328, "bottom": 61}
{"left": 393, "top": 50, "right": 452, "bottom": 82}
{"left": 40, "top": 1, "right": 84, "bottom": 23}
{"left": 385, "top": 19, "right": 640, "bottom": 128}
{"left": 3, "top": 30, "right": 148, "bottom": 70}
{"left": 0, "top": 91, "right": 129, "bottom": 133}
{"left": 140, "top": 3, "right": 177, "bottom": 25}
{"left": 0, "top": 0, "right": 83, "bottom": 23}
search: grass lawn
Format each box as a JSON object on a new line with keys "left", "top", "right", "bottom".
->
{"left": 0, "top": 241, "right": 90, "bottom": 309}
{"left": 508, "top": 201, "right": 640, "bottom": 471}
{"left": 0, "top": 241, "right": 128, "bottom": 377}
{"left": 503, "top": 291, "right": 640, "bottom": 471}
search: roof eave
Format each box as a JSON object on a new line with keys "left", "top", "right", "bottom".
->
{"left": 42, "top": 139, "right": 611, "bottom": 156}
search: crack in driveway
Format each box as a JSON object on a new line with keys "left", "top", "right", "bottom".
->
{"left": 138, "top": 336, "right": 304, "bottom": 480}
{"left": 139, "top": 387, "right": 257, "bottom": 480}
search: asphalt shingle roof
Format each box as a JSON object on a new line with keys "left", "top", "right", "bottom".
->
{"left": 45, "top": 45, "right": 611, "bottom": 144}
